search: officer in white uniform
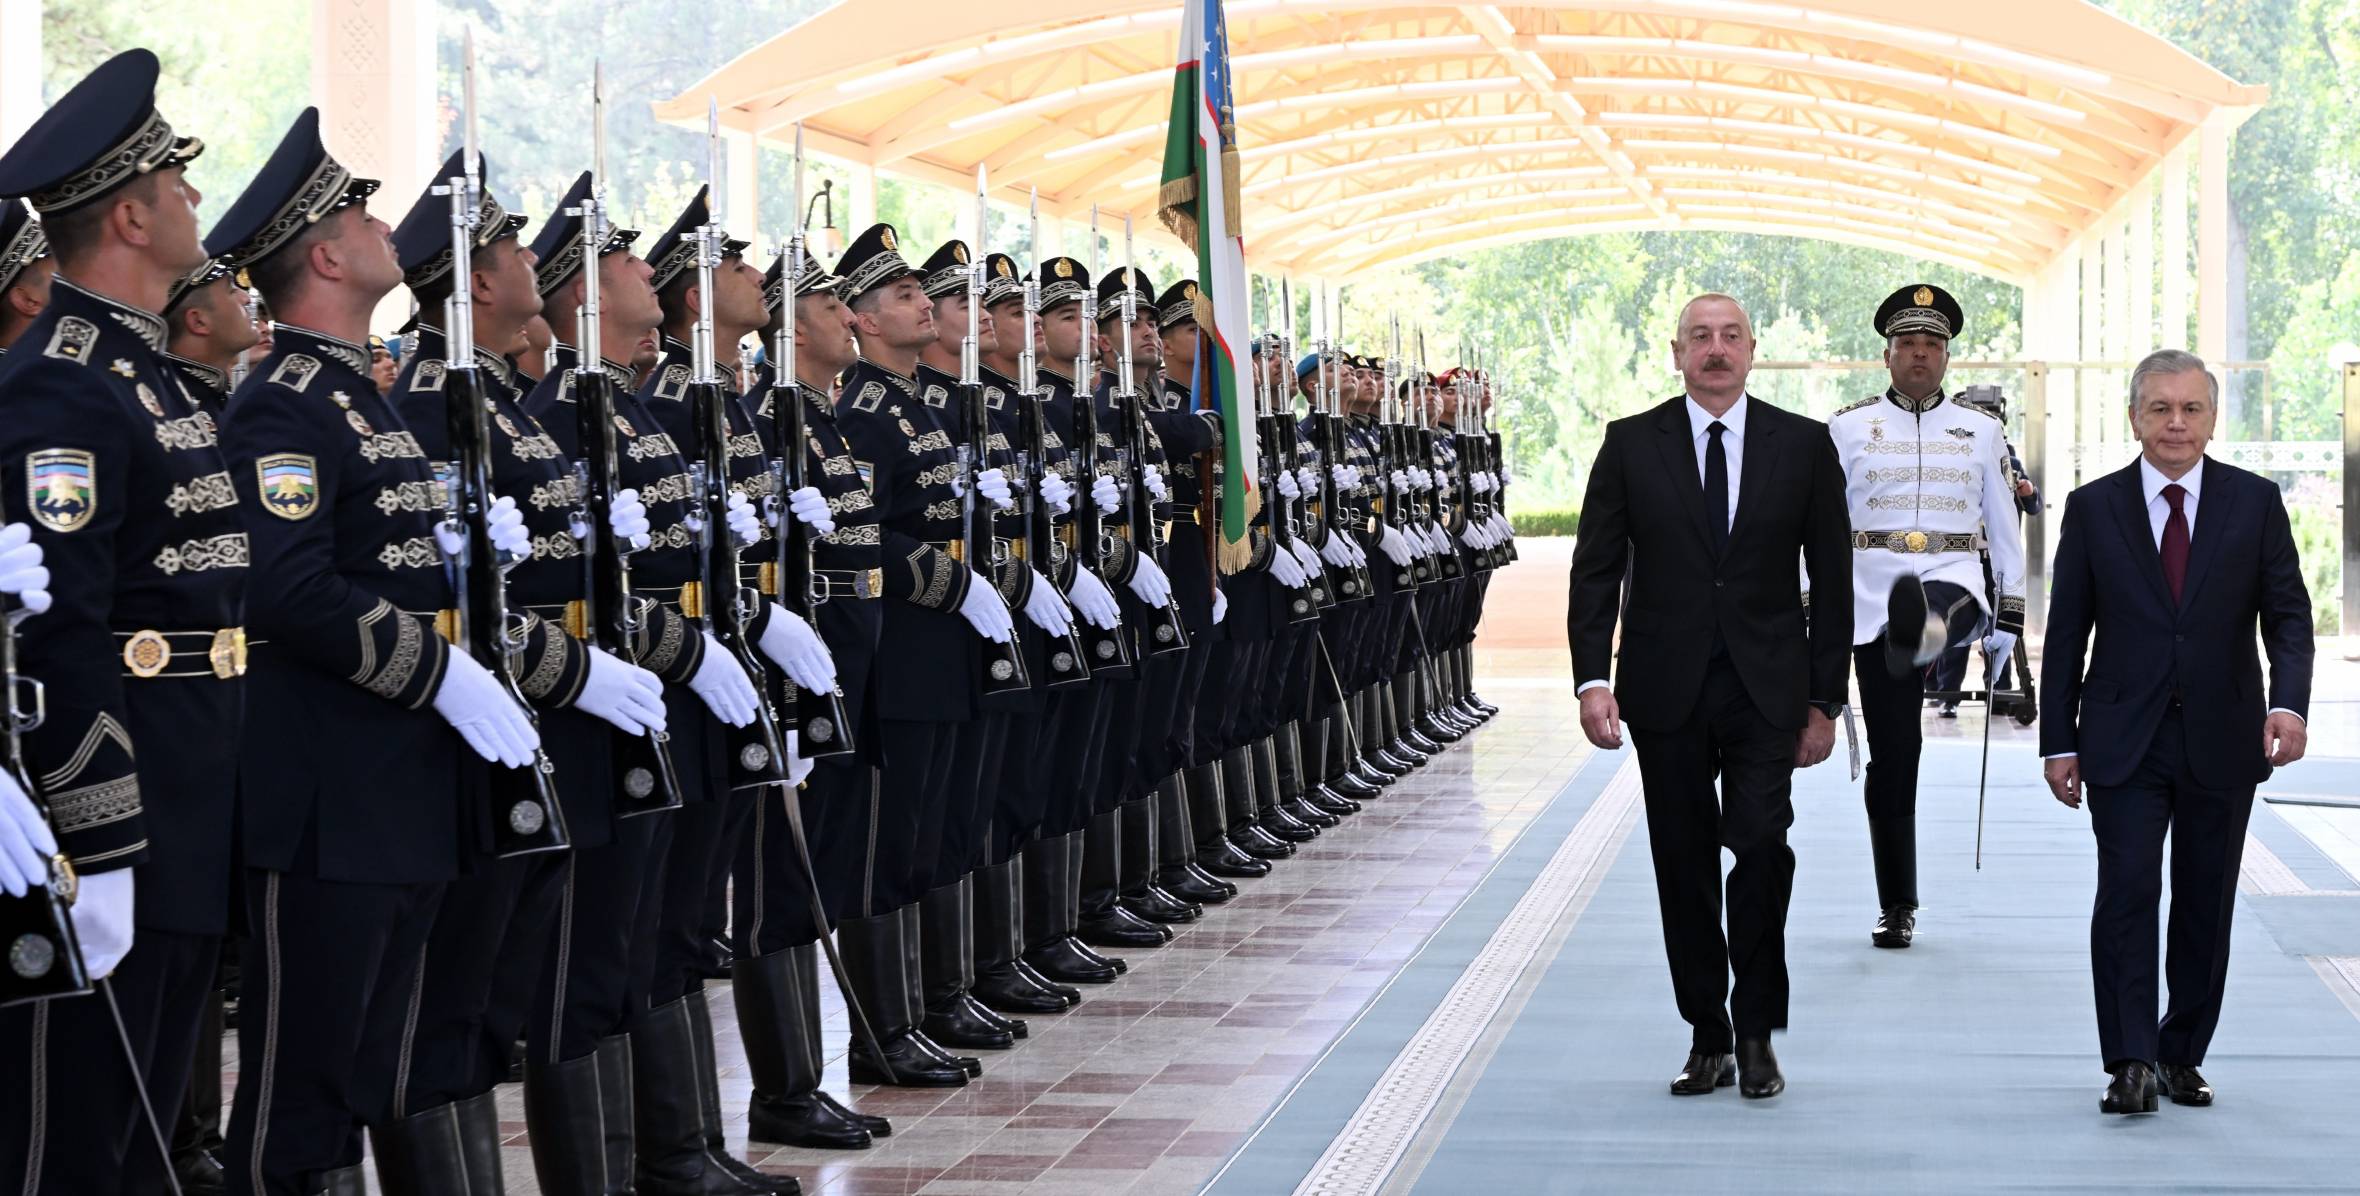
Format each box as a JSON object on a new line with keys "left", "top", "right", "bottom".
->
{"left": 1828, "top": 284, "right": 2024, "bottom": 949}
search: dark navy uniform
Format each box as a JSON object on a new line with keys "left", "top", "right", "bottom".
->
{"left": 0, "top": 50, "right": 245, "bottom": 1192}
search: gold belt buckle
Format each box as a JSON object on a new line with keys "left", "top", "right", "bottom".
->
{"left": 757, "top": 561, "right": 780, "bottom": 597}
{"left": 122, "top": 629, "right": 169, "bottom": 678}
{"left": 209, "top": 627, "right": 247, "bottom": 678}
{"left": 1904, "top": 530, "right": 1929, "bottom": 553}
{"left": 945, "top": 540, "right": 966, "bottom": 563}
{"left": 678, "top": 581, "right": 705, "bottom": 620}
{"left": 863, "top": 567, "right": 883, "bottom": 598}
{"left": 563, "top": 600, "right": 590, "bottom": 640}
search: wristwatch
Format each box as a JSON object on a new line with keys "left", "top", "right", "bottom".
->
{"left": 1811, "top": 701, "right": 1847, "bottom": 721}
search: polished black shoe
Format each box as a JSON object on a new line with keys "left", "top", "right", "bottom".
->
{"left": 1230, "top": 825, "right": 1296, "bottom": 860}
{"left": 1401, "top": 727, "right": 1445, "bottom": 755}
{"left": 973, "top": 964, "right": 1071, "bottom": 1015}
{"left": 1161, "top": 867, "right": 1235, "bottom": 906}
{"left": 1257, "top": 809, "right": 1318, "bottom": 844}
{"left": 1735, "top": 1038, "right": 1783, "bottom": 1099}
{"left": 1871, "top": 904, "right": 1916, "bottom": 949}
{"left": 1078, "top": 907, "right": 1170, "bottom": 949}
{"left": 1373, "top": 746, "right": 1421, "bottom": 772}
{"left": 1416, "top": 715, "right": 1463, "bottom": 743}
{"left": 1123, "top": 884, "right": 1203, "bottom": 924}
{"left": 1023, "top": 936, "right": 1119, "bottom": 985}
{"left": 1305, "top": 786, "right": 1362, "bottom": 817}
{"left": 1330, "top": 772, "right": 1383, "bottom": 799}
{"left": 174, "top": 1149, "right": 228, "bottom": 1196}
{"left": 1281, "top": 796, "right": 1340, "bottom": 829}
{"left": 921, "top": 995, "right": 1017, "bottom": 1050}
{"left": 1181, "top": 861, "right": 1239, "bottom": 897}
{"left": 2101, "top": 1061, "right": 2159, "bottom": 1114}
{"left": 1069, "top": 935, "right": 1128, "bottom": 974}
{"left": 1669, "top": 1051, "right": 1735, "bottom": 1096}
{"left": 847, "top": 1033, "right": 968, "bottom": 1088}
{"left": 1199, "top": 839, "right": 1273, "bottom": 877}
{"left": 2159, "top": 1063, "right": 2214, "bottom": 1107}
{"left": 907, "top": 1029, "right": 982, "bottom": 1077}
{"left": 1012, "top": 958, "right": 1083, "bottom": 1006}
{"left": 1356, "top": 756, "right": 1405, "bottom": 782}
{"left": 749, "top": 1091, "right": 872, "bottom": 1150}
{"left": 1380, "top": 742, "right": 1428, "bottom": 769}
{"left": 813, "top": 1092, "right": 891, "bottom": 1138}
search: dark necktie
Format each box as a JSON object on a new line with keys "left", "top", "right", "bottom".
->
{"left": 1705, "top": 421, "right": 1729, "bottom": 558}
{"left": 2160, "top": 482, "right": 2189, "bottom": 603}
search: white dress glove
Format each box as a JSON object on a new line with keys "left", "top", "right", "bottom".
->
{"left": 1022, "top": 568, "right": 1074, "bottom": 636}
{"left": 725, "top": 490, "right": 761, "bottom": 547}
{"left": 757, "top": 604, "right": 838, "bottom": 693}
{"left": 574, "top": 647, "right": 668, "bottom": 736}
{"left": 1984, "top": 629, "right": 2018, "bottom": 667}
{"left": 1317, "top": 533, "right": 1356, "bottom": 568}
{"left": 1275, "top": 469, "right": 1301, "bottom": 500}
{"left": 785, "top": 485, "right": 836, "bottom": 536}
{"left": 1212, "top": 588, "right": 1228, "bottom": 625}
{"left": 783, "top": 729, "right": 815, "bottom": 787}
{"left": 958, "top": 572, "right": 1015, "bottom": 643}
{"left": 1066, "top": 566, "right": 1121, "bottom": 630}
{"left": 1331, "top": 464, "right": 1356, "bottom": 491}
{"left": 1489, "top": 512, "right": 1513, "bottom": 540}
{"left": 1142, "top": 464, "right": 1168, "bottom": 502}
{"left": 977, "top": 468, "right": 1015, "bottom": 511}
{"left": 69, "top": 869, "right": 134, "bottom": 980}
{"left": 1266, "top": 539, "right": 1310, "bottom": 588}
{"left": 1348, "top": 537, "right": 1371, "bottom": 567}
{"left": 432, "top": 651, "right": 542, "bottom": 768}
{"left": 609, "top": 488, "right": 651, "bottom": 548}
{"left": 1377, "top": 524, "right": 1414, "bottom": 567}
{"left": 1038, "top": 472, "right": 1075, "bottom": 516}
{"left": 1288, "top": 537, "right": 1323, "bottom": 582}
{"left": 1388, "top": 469, "right": 1411, "bottom": 497}
{"left": 687, "top": 633, "right": 760, "bottom": 727}
{"left": 0, "top": 523, "right": 51, "bottom": 615}
{"left": 1089, "top": 474, "right": 1120, "bottom": 511}
{"left": 0, "top": 771, "right": 58, "bottom": 898}
{"left": 1296, "top": 466, "right": 1320, "bottom": 497}
{"left": 436, "top": 495, "right": 531, "bottom": 563}
{"left": 1125, "top": 554, "right": 1172, "bottom": 608}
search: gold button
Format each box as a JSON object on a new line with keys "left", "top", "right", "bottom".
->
{"left": 1904, "top": 530, "right": 1929, "bottom": 552}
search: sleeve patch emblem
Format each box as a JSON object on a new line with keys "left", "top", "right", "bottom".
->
{"left": 257, "top": 453, "right": 320, "bottom": 521}
{"left": 26, "top": 448, "right": 96, "bottom": 532}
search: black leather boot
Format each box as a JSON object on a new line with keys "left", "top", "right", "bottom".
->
{"left": 595, "top": 1037, "right": 636, "bottom": 1190}
{"left": 1065, "top": 830, "right": 1133, "bottom": 971}
{"left": 455, "top": 1091, "right": 505, "bottom": 1193}
{"left": 737, "top": 947, "right": 871, "bottom": 1150}
{"left": 524, "top": 1048, "right": 621, "bottom": 1195}
{"left": 972, "top": 860, "right": 1072, "bottom": 1014}
{"left": 790, "top": 942, "right": 891, "bottom": 1138}
{"left": 1249, "top": 742, "right": 1320, "bottom": 842}
{"left": 683, "top": 990, "right": 800, "bottom": 1193}
{"left": 1020, "top": 838, "right": 1118, "bottom": 984}
{"left": 838, "top": 912, "right": 967, "bottom": 1087}
{"left": 370, "top": 1101, "right": 469, "bottom": 1195}
{"left": 1867, "top": 814, "right": 1919, "bottom": 947}
{"left": 1190, "top": 762, "right": 1270, "bottom": 877}
{"left": 1156, "top": 775, "right": 1234, "bottom": 904}
{"left": 1266, "top": 735, "right": 1337, "bottom": 830}
{"left": 919, "top": 881, "right": 1017, "bottom": 1049}
{"left": 1078, "top": 811, "right": 1168, "bottom": 948}
{"left": 1395, "top": 674, "right": 1445, "bottom": 755}
{"left": 319, "top": 1165, "right": 369, "bottom": 1196}
{"left": 1120, "top": 794, "right": 1201, "bottom": 924}
{"left": 897, "top": 903, "right": 985, "bottom": 1075}
{"left": 632, "top": 997, "right": 760, "bottom": 1195}
{"left": 1223, "top": 747, "right": 1300, "bottom": 855}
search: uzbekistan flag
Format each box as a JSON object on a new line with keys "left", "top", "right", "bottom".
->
{"left": 1159, "top": 0, "right": 1257, "bottom": 567}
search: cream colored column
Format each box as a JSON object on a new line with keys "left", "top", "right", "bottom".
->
{"left": 2129, "top": 179, "right": 2155, "bottom": 357}
{"left": 312, "top": 0, "right": 437, "bottom": 333}
{"left": 0, "top": 0, "right": 41, "bottom": 147}
{"left": 2197, "top": 115, "right": 2231, "bottom": 364}
{"left": 725, "top": 130, "right": 759, "bottom": 241}
{"left": 2161, "top": 144, "right": 2191, "bottom": 350}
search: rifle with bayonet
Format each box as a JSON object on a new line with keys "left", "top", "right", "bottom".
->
{"left": 1372, "top": 320, "right": 1414, "bottom": 592}
{"left": 444, "top": 35, "right": 568, "bottom": 856}
{"left": 1017, "top": 191, "right": 1090, "bottom": 687}
{"left": 964, "top": 169, "right": 1030, "bottom": 693}
{"left": 1292, "top": 282, "right": 1365, "bottom": 603}
{"left": 689, "top": 98, "right": 790, "bottom": 791}
{"left": 1114, "top": 217, "right": 1187, "bottom": 655}
{"left": 571, "top": 62, "right": 682, "bottom": 817}
{"left": 1417, "top": 331, "right": 1460, "bottom": 582}
{"left": 1070, "top": 208, "right": 1133, "bottom": 674}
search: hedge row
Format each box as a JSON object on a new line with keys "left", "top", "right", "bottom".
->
{"left": 1509, "top": 507, "right": 1580, "bottom": 537}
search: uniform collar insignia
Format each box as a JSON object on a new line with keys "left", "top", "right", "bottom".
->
{"left": 52, "top": 278, "right": 167, "bottom": 351}
{"left": 273, "top": 323, "right": 371, "bottom": 374}
{"left": 164, "top": 352, "right": 230, "bottom": 394}
{"left": 1885, "top": 386, "right": 1944, "bottom": 415}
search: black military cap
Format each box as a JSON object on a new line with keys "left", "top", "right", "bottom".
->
{"left": 1095, "top": 266, "right": 1157, "bottom": 325}
{"left": 163, "top": 256, "right": 235, "bottom": 316}
{"left": 529, "top": 171, "right": 641, "bottom": 298}
{"left": 390, "top": 150, "right": 529, "bottom": 291}
{"left": 644, "top": 186, "right": 749, "bottom": 293}
{"left": 1031, "top": 257, "right": 1089, "bottom": 311}
{"left": 1876, "top": 283, "right": 1963, "bottom": 341}
{"left": 762, "top": 249, "right": 844, "bottom": 317}
{"left": 210, "top": 108, "right": 380, "bottom": 271}
{"left": 917, "top": 240, "right": 975, "bottom": 300}
{"left": 980, "top": 252, "right": 1023, "bottom": 308}
{"left": 1154, "top": 279, "right": 1198, "bottom": 332}
{"left": 0, "top": 50, "right": 204, "bottom": 216}
{"left": 831, "top": 222, "right": 918, "bottom": 307}
{"left": 0, "top": 199, "right": 47, "bottom": 295}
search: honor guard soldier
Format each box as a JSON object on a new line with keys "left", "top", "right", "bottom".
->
{"left": 0, "top": 48, "right": 244, "bottom": 1193}
{"left": 828, "top": 221, "right": 1017, "bottom": 1088}
{"left": 1829, "top": 283, "right": 2025, "bottom": 948}
{"left": 210, "top": 108, "right": 542, "bottom": 1196}
{"left": 730, "top": 248, "right": 905, "bottom": 1144}
{"left": 518, "top": 170, "right": 769, "bottom": 1195}
{"left": 161, "top": 257, "right": 253, "bottom": 414}
{"left": 0, "top": 198, "right": 52, "bottom": 352}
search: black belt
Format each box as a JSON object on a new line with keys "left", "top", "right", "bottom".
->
{"left": 814, "top": 568, "right": 883, "bottom": 600}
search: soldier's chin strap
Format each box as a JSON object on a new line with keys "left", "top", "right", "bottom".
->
{"left": 771, "top": 777, "right": 898, "bottom": 1085}
{"left": 103, "top": 977, "right": 184, "bottom": 1196}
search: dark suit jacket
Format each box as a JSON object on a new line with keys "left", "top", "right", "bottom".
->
{"left": 1568, "top": 395, "right": 1852, "bottom": 732}
{"left": 2039, "top": 457, "right": 2313, "bottom": 789}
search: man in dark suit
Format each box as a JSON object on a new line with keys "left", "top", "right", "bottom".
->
{"left": 2041, "top": 348, "right": 2313, "bottom": 1114}
{"left": 1568, "top": 293, "right": 1853, "bottom": 1100}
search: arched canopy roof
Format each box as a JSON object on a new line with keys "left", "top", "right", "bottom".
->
{"left": 661, "top": 0, "right": 2264, "bottom": 282}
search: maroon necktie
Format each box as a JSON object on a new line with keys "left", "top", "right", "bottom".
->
{"left": 2160, "top": 483, "right": 2189, "bottom": 604}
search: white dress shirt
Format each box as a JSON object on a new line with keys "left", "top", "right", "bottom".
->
{"left": 1579, "top": 395, "right": 1748, "bottom": 696}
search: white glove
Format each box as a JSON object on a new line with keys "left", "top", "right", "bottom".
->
{"left": 1275, "top": 469, "right": 1301, "bottom": 500}
{"left": 435, "top": 496, "right": 531, "bottom": 563}
{"left": 1489, "top": 512, "right": 1513, "bottom": 540}
{"left": 1389, "top": 469, "right": 1411, "bottom": 496}
{"left": 1212, "top": 588, "right": 1228, "bottom": 624}
{"left": 1983, "top": 629, "right": 2018, "bottom": 666}
{"left": 1348, "top": 536, "right": 1370, "bottom": 567}
{"left": 1266, "top": 539, "right": 1310, "bottom": 588}
{"left": 757, "top": 604, "right": 837, "bottom": 693}
{"left": 1142, "top": 464, "right": 1168, "bottom": 502}
{"left": 0, "top": 522, "right": 51, "bottom": 615}
{"left": 69, "top": 869, "right": 134, "bottom": 980}
{"left": 1462, "top": 523, "right": 1488, "bottom": 549}
{"left": 1413, "top": 467, "right": 1435, "bottom": 491}
{"left": 1345, "top": 464, "right": 1365, "bottom": 490}
{"left": 1038, "top": 472, "right": 1075, "bottom": 516}
{"left": 610, "top": 488, "right": 651, "bottom": 548}
{"left": 1331, "top": 464, "right": 1355, "bottom": 491}
{"left": 1022, "top": 568, "right": 1074, "bottom": 636}
{"left": 0, "top": 771, "right": 58, "bottom": 898}
{"left": 687, "top": 633, "right": 760, "bottom": 727}
{"left": 1296, "top": 466, "right": 1320, "bottom": 497}
{"left": 1472, "top": 471, "right": 1494, "bottom": 495}
{"left": 1288, "top": 537, "right": 1323, "bottom": 582}
{"left": 977, "top": 467, "right": 1015, "bottom": 511}
{"left": 785, "top": 485, "right": 836, "bottom": 537}
{"left": 725, "top": 490, "right": 761, "bottom": 547}
{"left": 574, "top": 647, "right": 668, "bottom": 736}
{"left": 958, "top": 572, "right": 1015, "bottom": 643}
{"left": 783, "top": 729, "right": 815, "bottom": 787}
{"left": 1125, "top": 553, "right": 1173, "bottom": 607}
{"left": 1317, "top": 533, "right": 1356, "bottom": 568}
{"left": 1089, "top": 473, "right": 1120, "bottom": 511}
{"left": 432, "top": 650, "right": 542, "bottom": 768}
{"left": 1426, "top": 522, "right": 1452, "bottom": 553}
{"left": 1067, "top": 566, "right": 1121, "bottom": 630}
{"left": 1377, "top": 524, "right": 1414, "bottom": 567}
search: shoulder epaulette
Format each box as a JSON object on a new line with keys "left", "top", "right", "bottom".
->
{"left": 850, "top": 380, "right": 886, "bottom": 412}
{"left": 42, "top": 316, "right": 97, "bottom": 365}
{"left": 410, "top": 359, "right": 448, "bottom": 393}
{"left": 921, "top": 383, "right": 950, "bottom": 409}
{"left": 1832, "top": 394, "right": 1882, "bottom": 417}
{"left": 268, "top": 354, "right": 323, "bottom": 394}
{"left": 652, "top": 362, "right": 691, "bottom": 403}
